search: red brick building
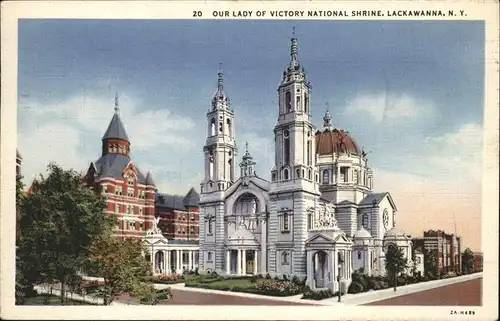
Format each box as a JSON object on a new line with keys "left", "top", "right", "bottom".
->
{"left": 155, "top": 188, "right": 200, "bottom": 240}
{"left": 412, "top": 229, "right": 461, "bottom": 276}
{"left": 472, "top": 252, "right": 483, "bottom": 272}
{"left": 85, "top": 98, "right": 156, "bottom": 237}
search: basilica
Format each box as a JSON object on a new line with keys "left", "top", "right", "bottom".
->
{"left": 198, "top": 35, "right": 414, "bottom": 292}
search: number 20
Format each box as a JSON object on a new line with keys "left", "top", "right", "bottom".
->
{"left": 193, "top": 11, "right": 202, "bottom": 17}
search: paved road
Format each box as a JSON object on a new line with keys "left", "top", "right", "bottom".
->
{"left": 160, "top": 289, "right": 313, "bottom": 306}
{"left": 365, "top": 278, "right": 482, "bottom": 306}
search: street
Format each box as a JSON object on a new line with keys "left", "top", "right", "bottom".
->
{"left": 366, "top": 278, "right": 482, "bottom": 306}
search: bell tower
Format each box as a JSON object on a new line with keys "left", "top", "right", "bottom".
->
{"left": 268, "top": 30, "right": 321, "bottom": 279}
{"left": 271, "top": 29, "right": 318, "bottom": 186}
{"left": 201, "top": 67, "right": 237, "bottom": 194}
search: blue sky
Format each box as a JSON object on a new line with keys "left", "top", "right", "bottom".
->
{"left": 18, "top": 20, "right": 485, "bottom": 249}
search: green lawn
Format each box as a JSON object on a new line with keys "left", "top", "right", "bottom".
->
{"left": 207, "top": 278, "right": 253, "bottom": 287}
{"left": 23, "top": 295, "right": 96, "bottom": 306}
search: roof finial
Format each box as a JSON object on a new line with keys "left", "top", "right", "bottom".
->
{"left": 323, "top": 103, "right": 332, "bottom": 129}
{"left": 114, "top": 92, "right": 119, "bottom": 114}
{"left": 245, "top": 141, "right": 249, "bottom": 153}
{"left": 217, "top": 63, "right": 224, "bottom": 91}
{"left": 290, "top": 26, "right": 298, "bottom": 64}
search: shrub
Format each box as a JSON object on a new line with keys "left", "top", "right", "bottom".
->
{"left": 302, "top": 289, "right": 334, "bottom": 300}
{"left": 153, "top": 273, "right": 184, "bottom": 284}
{"left": 265, "top": 273, "right": 272, "bottom": 280}
{"left": 273, "top": 276, "right": 280, "bottom": 281}
{"left": 348, "top": 281, "right": 364, "bottom": 294}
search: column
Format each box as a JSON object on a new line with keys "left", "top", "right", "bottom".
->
{"left": 253, "top": 251, "right": 258, "bottom": 275}
{"left": 336, "top": 165, "right": 340, "bottom": 183}
{"left": 237, "top": 249, "right": 242, "bottom": 275}
{"left": 242, "top": 249, "right": 247, "bottom": 275}
{"left": 367, "top": 250, "right": 371, "bottom": 276}
{"left": 166, "top": 251, "right": 171, "bottom": 273}
{"left": 188, "top": 250, "right": 193, "bottom": 271}
{"left": 176, "top": 250, "right": 180, "bottom": 273}
{"left": 226, "top": 250, "right": 231, "bottom": 274}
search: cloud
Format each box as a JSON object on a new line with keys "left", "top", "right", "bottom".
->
{"left": 18, "top": 93, "right": 197, "bottom": 188}
{"left": 344, "top": 92, "right": 435, "bottom": 123}
{"left": 424, "top": 123, "right": 483, "bottom": 181}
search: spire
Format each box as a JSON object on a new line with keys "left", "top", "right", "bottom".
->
{"left": 217, "top": 62, "right": 224, "bottom": 91}
{"left": 240, "top": 141, "right": 256, "bottom": 177}
{"left": 102, "top": 95, "right": 130, "bottom": 142}
{"left": 290, "top": 26, "right": 299, "bottom": 66}
{"left": 323, "top": 103, "right": 332, "bottom": 129}
{"left": 114, "top": 92, "right": 119, "bottom": 114}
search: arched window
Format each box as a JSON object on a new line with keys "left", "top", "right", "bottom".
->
{"left": 362, "top": 214, "right": 369, "bottom": 229}
{"left": 219, "top": 121, "right": 223, "bottom": 133}
{"left": 296, "top": 95, "right": 301, "bottom": 111}
{"left": 283, "top": 169, "right": 289, "bottom": 180}
{"left": 307, "top": 211, "right": 313, "bottom": 230}
{"left": 296, "top": 168, "right": 300, "bottom": 178}
{"left": 285, "top": 91, "right": 292, "bottom": 112}
{"left": 209, "top": 156, "right": 214, "bottom": 180}
{"left": 108, "top": 144, "right": 112, "bottom": 153}
{"left": 357, "top": 251, "right": 362, "bottom": 260}
{"left": 283, "top": 130, "right": 290, "bottom": 165}
{"left": 307, "top": 140, "right": 311, "bottom": 165}
{"left": 322, "top": 170, "right": 329, "bottom": 184}
{"left": 227, "top": 119, "right": 232, "bottom": 136}
{"left": 210, "top": 118, "right": 216, "bottom": 136}
{"left": 282, "top": 252, "right": 289, "bottom": 265}
{"left": 304, "top": 93, "right": 309, "bottom": 114}
{"left": 308, "top": 169, "right": 312, "bottom": 180}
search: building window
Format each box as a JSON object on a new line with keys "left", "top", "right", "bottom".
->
{"left": 308, "top": 169, "right": 312, "bottom": 180}
{"left": 281, "top": 213, "right": 290, "bottom": 232}
{"left": 307, "top": 140, "right": 311, "bottom": 165}
{"left": 296, "top": 168, "right": 300, "bottom": 178}
{"left": 307, "top": 211, "right": 313, "bottom": 230}
{"left": 283, "top": 168, "right": 289, "bottom": 180}
{"left": 139, "top": 222, "right": 143, "bottom": 231}
{"left": 139, "top": 207, "right": 143, "bottom": 215}
{"left": 282, "top": 252, "right": 289, "bottom": 265}
{"left": 208, "top": 220, "right": 213, "bottom": 234}
{"left": 207, "top": 252, "right": 213, "bottom": 262}
{"left": 128, "top": 174, "right": 134, "bottom": 186}
{"left": 283, "top": 130, "right": 290, "bottom": 165}
{"left": 285, "top": 91, "right": 292, "bottom": 112}
{"left": 362, "top": 214, "right": 369, "bottom": 229}
{"left": 103, "top": 185, "right": 108, "bottom": 193}
{"left": 304, "top": 93, "right": 309, "bottom": 113}
{"left": 322, "top": 170, "right": 329, "bottom": 184}
{"left": 357, "top": 251, "right": 362, "bottom": 260}
{"left": 190, "top": 226, "right": 194, "bottom": 233}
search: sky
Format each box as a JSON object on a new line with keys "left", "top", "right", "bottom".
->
{"left": 18, "top": 19, "right": 484, "bottom": 251}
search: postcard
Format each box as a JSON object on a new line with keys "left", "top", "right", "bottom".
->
{"left": 1, "top": 1, "right": 498, "bottom": 320}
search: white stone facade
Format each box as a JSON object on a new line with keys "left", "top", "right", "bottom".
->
{"left": 198, "top": 35, "right": 412, "bottom": 292}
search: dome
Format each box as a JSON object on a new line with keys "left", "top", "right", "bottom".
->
{"left": 354, "top": 227, "right": 372, "bottom": 239}
{"left": 384, "top": 227, "right": 407, "bottom": 238}
{"left": 315, "top": 128, "right": 361, "bottom": 156}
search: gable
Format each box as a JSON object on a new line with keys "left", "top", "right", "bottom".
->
{"left": 305, "top": 233, "right": 335, "bottom": 245}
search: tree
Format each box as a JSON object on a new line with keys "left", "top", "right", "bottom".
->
{"left": 88, "top": 233, "right": 154, "bottom": 305}
{"left": 385, "top": 244, "right": 408, "bottom": 292}
{"left": 423, "top": 248, "right": 437, "bottom": 278}
{"left": 17, "top": 163, "right": 114, "bottom": 304}
{"left": 462, "top": 248, "right": 474, "bottom": 274}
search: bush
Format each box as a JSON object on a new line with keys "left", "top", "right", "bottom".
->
{"left": 348, "top": 281, "right": 364, "bottom": 294}
{"left": 153, "top": 273, "right": 184, "bottom": 284}
{"left": 265, "top": 273, "right": 272, "bottom": 279}
{"left": 302, "top": 289, "right": 334, "bottom": 300}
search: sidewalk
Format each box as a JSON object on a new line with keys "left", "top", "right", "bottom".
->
{"left": 34, "top": 285, "right": 129, "bottom": 306}
{"left": 323, "top": 272, "right": 483, "bottom": 305}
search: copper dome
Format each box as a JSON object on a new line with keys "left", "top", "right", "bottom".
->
{"left": 315, "top": 128, "right": 361, "bottom": 156}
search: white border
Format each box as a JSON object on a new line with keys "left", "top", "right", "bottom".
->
{"left": 1, "top": 1, "right": 498, "bottom": 320}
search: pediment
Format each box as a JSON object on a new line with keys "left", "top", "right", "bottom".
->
{"left": 333, "top": 234, "right": 352, "bottom": 244}
{"left": 224, "top": 176, "right": 270, "bottom": 200}
{"left": 305, "top": 233, "right": 335, "bottom": 245}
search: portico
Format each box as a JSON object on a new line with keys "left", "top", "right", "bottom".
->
{"left": 225, "top": 221, "right": 260, "bottom": 275}
{"left": 143, "top": 224, "right": 199, "bottom": 275}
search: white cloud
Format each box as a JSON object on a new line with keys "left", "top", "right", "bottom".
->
{"left": 18, "top": 93, "right": 197, "bottom": 187}
{"left": 424, "top": 123, "right": 483, "bottom": 181}
{"left": 345, "top": 92, "right": 435, "bottom": 123}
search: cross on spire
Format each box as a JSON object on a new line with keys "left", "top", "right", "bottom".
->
{"left": 292, "top": 26, "right": 296, "bottom": 38}
{"left": 245, "top": 141, "right": 249, "bottom": 152}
